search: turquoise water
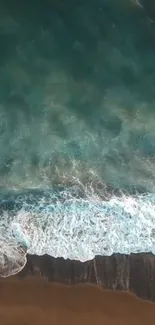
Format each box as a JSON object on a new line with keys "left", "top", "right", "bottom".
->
{"left": 1, "top": 0, "right": 155, "bottom": 276}
{"left": 0, "top": 0, "right": 155, "bottom": 191}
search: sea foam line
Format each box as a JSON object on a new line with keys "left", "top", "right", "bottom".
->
{"left": 0, "top": 188, "right": 155, "bottom": 277}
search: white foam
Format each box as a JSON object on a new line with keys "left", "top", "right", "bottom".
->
{"left": 0, "top": 222, "right": 27, "bottom": 277}
{"left": 0, "top": 189, "right": 155, "bottom": 267}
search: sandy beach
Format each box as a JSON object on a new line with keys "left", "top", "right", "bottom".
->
{"left": 0, "top": 276, "right": 155, "bottom": 325}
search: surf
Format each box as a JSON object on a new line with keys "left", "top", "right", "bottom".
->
{"left": 0, "top": 185, "right": 155, "bottom": 277}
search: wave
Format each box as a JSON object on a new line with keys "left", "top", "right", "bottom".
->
{"left": 0, "top": 185, "right": 155, "bottom": 277}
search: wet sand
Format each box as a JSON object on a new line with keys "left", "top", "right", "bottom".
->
{"left": 0, "top": 277, "right": 155, "bottom": 325}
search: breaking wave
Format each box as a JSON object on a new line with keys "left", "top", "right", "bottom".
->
{"left": 0, "top": 184, "right": 155, "bottom": 277}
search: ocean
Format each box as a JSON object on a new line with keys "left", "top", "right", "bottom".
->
{"left": 0, "top": 0, "right": 155, "bottom": 276}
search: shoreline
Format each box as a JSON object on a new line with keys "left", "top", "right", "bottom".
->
{"left": 2, "top": 253, "right": 155, "bottom": 301}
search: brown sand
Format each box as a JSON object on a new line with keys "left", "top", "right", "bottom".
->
{"left": 0, "top": 277, "right": 154, "bottom": 325}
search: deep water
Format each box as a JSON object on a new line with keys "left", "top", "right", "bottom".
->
{"left": 0, "top": 0, "right": 155, "bottom": 191}
{"left": 1, "top": 0, "right": 155, "bottom": 276}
